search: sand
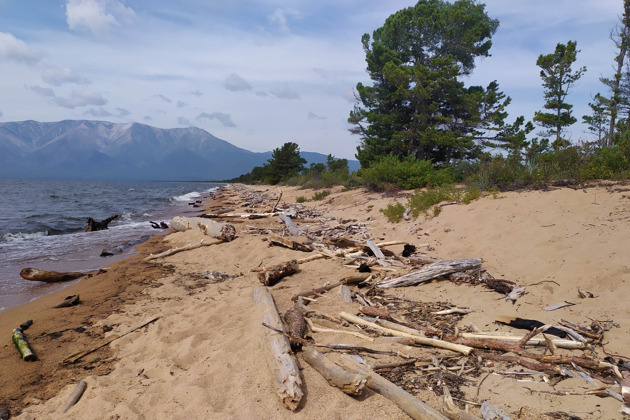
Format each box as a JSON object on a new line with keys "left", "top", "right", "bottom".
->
{"left": 1, "top": 182, "right": 629, "bottom": 419}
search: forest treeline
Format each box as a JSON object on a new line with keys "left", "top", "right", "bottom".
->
{"left": 231, "top": 0, "right": 630, "bottom": 192}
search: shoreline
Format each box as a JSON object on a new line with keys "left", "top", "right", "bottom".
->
{"left": 2, "top": 183, "right": 629, "bottom": 419}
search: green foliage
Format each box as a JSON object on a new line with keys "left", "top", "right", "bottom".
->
{"left": 407, "top": 185, "right": 458, "bottom": 218}
{"left": 265, "top": 142, "right": 307, "bottom": 184}
{"left": 582, "top": 93, "right": 610, "bottom": 146}
{"left": 285, "top": 154, "right": 353, "bottom": 188}
{"left": 533, "top": 41, "right": 586, "bottom": 147}
{"left": 380, "top": 202, "right": 406, "bottom": 223}
{"left": 296, "top": 196, "right": 307, "bottom": 203}
{"left": 311, "top": 190, "right": 331, "bottom": 200}
{"left": 349, "top": 0, "right": 507, "bottom": 167}
{"left": 359, "top": 154, "right": 453, "bottom": 191}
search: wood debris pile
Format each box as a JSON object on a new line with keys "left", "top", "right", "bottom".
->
{"left": 172, "top": 186, "right": 630, "bottom": 419}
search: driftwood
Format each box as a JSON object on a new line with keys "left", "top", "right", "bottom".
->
{"left": 366, "top": 239, "right": 389, "bottom": 266}
{"left": 20, "top": 267, "right": 90, "bottom": 283}
{"left": 441, "top": 386, "right": 480, "bottom": 420}
{"left": 459, "top": 332, "right": 584, "bottom": 349}
{"left": 302, "top": 346, "right": 366, "bottom": 395}
{"left": 378, "top": 258, "right": 483, "bottom": 288}
{"left": 279, "top": 214, "right": 302, "bottom": 236}
{"left": 267, "top": 234, "right": 313, "bottom": 252}
{"left": 359, "top": 306, "right": 440, "bottom": 336}
{"left": 65, "top": 316, "right": 160, "bottom": 364}
{"left": 84, "top": 214, "right": 119, "bottom": 232}
{"left": 61, "top": 379, "right": 87, "bottom": 413}
{"left": 339, "top": 312, "right": 473, "bottom": 355}
{"left": 12, "top": 328, "right": 36, "bottom": 361}
{"left": 283, "top": 307, "right": 307, "bottom": 348}
{"left": 290, "top": 274, "right": 370, "bottom": 301}
{"left": 145, "top": 239, "right": 223, "bottom": 261}
{"left": 170, "top": 216, "right": 236, "bottom": 241}
{"left": 496, "top": 316, "right": 567, "bottom": 338}
{"left": 253, "top": 287, "right": 303, "bottom": 411}
{"left": 258, "top": 260, "right": 299, "bottom": 286}
{"left": 53, "top": 294, "right": 80, "bottom": 308}
{"left": 305, "top": 317, "right": 374, "bottom": 341}
{"left": 484, "top": 278, "right": 516, "bottom": 294}
{"left": 340, "top": 355, "right": 448, "bottom": 420}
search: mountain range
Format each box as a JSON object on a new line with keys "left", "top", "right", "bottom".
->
{"left": 0, "top": 120, "right": 359, "bottom": 181}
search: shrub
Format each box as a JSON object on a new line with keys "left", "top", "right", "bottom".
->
{"left": 296, "top": 196, "right": 307, "bottom": 203}
{"left": 380, "top": 202, "right": 406, "bottom": 223}
{"left": 359, "top": 154, "right": 453, "bottom": 191}
{"left": 407, "top": 184, "right": 457, "bottom": 218}
{"left": 311, "top": 190, "right": 331, "bottom": 201}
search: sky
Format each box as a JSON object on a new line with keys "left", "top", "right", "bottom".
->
{"left": 0, "top": 0, "right": 624, "bottom": 160}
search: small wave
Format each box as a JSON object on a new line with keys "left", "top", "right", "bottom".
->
{"left": 1, "top": 231, "right": 49, "bottom": 242}
{"left": 119, "top": 212, "right": 134, "bottom": 222}
{"left": 172, "top": 191, "right": 201, "bottom": 202}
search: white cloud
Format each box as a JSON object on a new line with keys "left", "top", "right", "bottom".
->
{"left": 85, "top": 107, "right": 112, "bottom": 117}
{"left": 27, "top": 85, "right": 56, "bottom": 97}
{"left": 196, "top": 112, "right": 236, "bottom": 127}
{"left": 177, "top": 116, "right": 193, "bottom": 126}
{"left": 66, "top": 0, "right": 135, "bottom": 35}
{"left": 53, "top": 90, "right": 108, "bottom": 109}
{"left": 270, "top": 86, "right": 300, "bottom": 100}
{"left": 42, "top": 65, "right": 90, "bottom": 86}
{"left": 190, "top": 90, "right": 203, "bottom": 96}
{"left": 156, "top": 94, "right": 172, "bottom": 103}
{"left": 269, "top": 8, "right": 300, "bottom": 33}
{"left": 0, "top": 32, "right": 42, "bottom": 64}
{"left": 116, "top": 107, "right": 130, "bottom": 117}
{"left": 223, "top": 73, "right": 252, "bottom": 92}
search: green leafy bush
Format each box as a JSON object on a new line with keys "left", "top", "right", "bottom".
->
{"left": 359, "top": 154, "right": 453, "bottom": 191}
{"left": 380, "top": 203, "right": 406, "bottom": 223}
{"left": 311, "top": 190, "right": 331, "bottom": 200}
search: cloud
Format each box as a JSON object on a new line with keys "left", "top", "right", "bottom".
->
{"left": 196, "top": 112, "right": 236, "bottom": 127}
{"left": 27, "top": 85, "right": 56, "bottom": 97}
{"left": 156, "top": 94, "right": 172, "bottom": 103}
{"left": 116, "top": 107, "right": 130, "bottom": 116}
{"left": 190, "top": 89, "right": 203, "bottom": 96}
{"left": 53, "top": 89, "right": 108, "bottom": 109}
{"left": 223, "top": 73, "right": 252, "bottom": 92}
{"left": 308, "top": 112, "right": 326, "bottom": 120}
{"left": 270, "top": 86, "right": 300, "bottom": 100}
{"left": 269, "top": 8, "right": 300, "bottom": 33}
{"left": 0, "top": 32, "right": 42, "bottom": 64}
{"left": 255, "top": 91, "right": 268, "bottom": 97}
{"left": 84, "top": 107, "right": 112, "bottom": 117}
{"left": 177, "top": 116, "right": 194, "bottom": 126}
{"left": 42, "top": 65, "right": 90, "bottom": 86}
{"left": 143, "top": 115, "right": 152, "bottom": 121}
{"left": 66, "top": 0, "right": 135, "bottom": 35}
{"left": 177, "top": 100, "right": 186, "bottom": 108}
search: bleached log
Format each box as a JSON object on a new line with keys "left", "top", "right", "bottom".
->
{"left": 459, "top": 332, "right": 584, "bottom": 349}
{"left": 253, "top": 287, "right": 303, "bottom": 411}
{"left": 290, "top": 274, "right": 370, "bottom": 301}
{"left": 305, "top": 318, "right": 374, "bottom": 341}
{"left": 169, "top": 216, "right": 236, "bottom": 241}
{"left": 267, "top": 234, "right": 312, "bottom": 252}
{"left": 61, "top": 380, "right": 87, "bottom": 413}
{"left": 339, "top": 312, "right": 473, "bottom": 355}
{"left": 302, "top": 347, "right": 366, "bottom": 395}
{"left": 340, "top": 355, "right": 448, "bottom": 420}
{"left": 366, "top": 239, "right": 389, "bottom": 267}
{"left": 279, "top": 214, "right": 302, "bottom": 236}
{"left": 145, "top": 239, "right": 222, "bottom": 261}
{"left": 378, "top": 258, "right": 483, "bottom": 288}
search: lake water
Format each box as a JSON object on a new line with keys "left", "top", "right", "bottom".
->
{"left": 0, "top": 179, "right": 221, "bottom": 311}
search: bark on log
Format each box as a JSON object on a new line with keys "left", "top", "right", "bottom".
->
{"left": 339, "top": 312, "right": 473, "bottom": 355}
{"left": 283, "top": 306, "right": 307, "bottom": 349}
{"left": 61, "top": 379, "right": 87, "bottom": 413}
{"left": 253, "top": 287, "right": 303, "bottom": 411}
{"left": 53, "top": 294, "right": 81, "bottom": 308}
{"left": 258, "top": 260, "right": 299, "bottom": 286}
{"left": 340, "top": 355, "right": 448, "bottom": 420}
{"left": 267, "top": 234, "right": 313, "bottom": 252}
{"left": 302, "top": 347, "right": 366, "bottom": 395}
{"left": 484, "top": 278, "right": 516, "bottom": 294}
{"left": 20, "top": 268, "right": 87, "bottom": 283}
{"left": 378, "top": 258, "right": 483, "bottom": 288}
{"left": 12, "top": 328, "right": 36, "bottom": 361}
{"left": 170, "top": 216, "right": 236, "bottom": 241}
{"left": 84, "top": 214, "right": 119, "bottom": 232}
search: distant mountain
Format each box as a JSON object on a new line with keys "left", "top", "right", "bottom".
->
{"left": 0, "top": 120, "right": 359, "bottom": 181}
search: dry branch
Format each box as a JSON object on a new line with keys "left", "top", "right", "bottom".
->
{"left": 258, "top": 260, "right": 299, "bottom": 286}
{"left": 253, "top": 287, "right": 303, "bottom": 411}
{"left": 290, "top": 274, "right": 370, "bottom": 301}
{"left": 302, "top": 347, "right": 367, "bottom": 395}
{"left": 340, "top": 355, "right": 448, "bottom": 420}
{"left": 267, "top": 234, "right": 312, "bottom": 252}
{"left": 378, "top": 258, "right": 483, "bottom": 288}
{"left": 145, "top": 239, "right": 223, "bottom": 261}
{"left": 61, "top": 380, "right": 87, "bottom": 413}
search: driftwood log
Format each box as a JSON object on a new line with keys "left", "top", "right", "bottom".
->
{"left": 12, "top": 328, "right": 36, "bottom": 361}
{"left": 290, "top": 274, "right": 371, "bottom": 301}
{"left": 61, "top": 379, "right": 87, "bottom": 413}
{"left": 20, "top": 268, "right": 89, "bottom": 283}
{"left": 283, "top": 306, "right": 307, "bottom": 349}
{"left": 253, "top": 287, "right": 303, "bottom": 411}
{"left": 170, "top": 216, "right": 236, "bottom": 241}
{"left": 279, "top": 214, "right": 302, "bottom": 236}
{"left": 84, "top": 214, "right": 119, "bottom": 232}
{"left": 302, "top": 347, "right": 366, "bottom": 395}
{"left": 258, "top": 260, "right": 299, "bottom": 286}
{"left": 145, "top": 239, "right": 223, "bottom": 261}
{"left": 378, "top": 258, "right": 483, "bottom": 288}
{"left": 340, "top": 355, "right": 448, "bottom": 420}
{"left": 267, "top": 234, "right": 313, "bottom": 252}
{"left": 53, "top": 295, "right": 81, "bottom": 308}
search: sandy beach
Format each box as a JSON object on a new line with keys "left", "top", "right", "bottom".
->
{"left": 2, "top": 182, "right": 630, "bottom": 419}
